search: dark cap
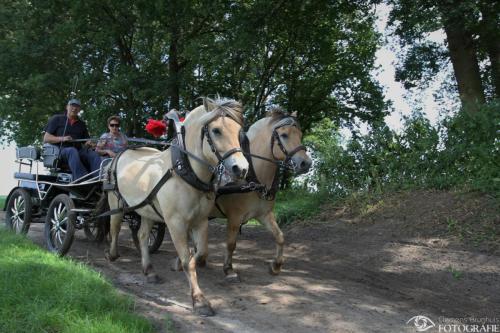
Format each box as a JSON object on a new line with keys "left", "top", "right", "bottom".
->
{"left": 67, "top": 98, "right": 81, "bottom": 106}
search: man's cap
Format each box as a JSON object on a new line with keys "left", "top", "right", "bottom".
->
{"left": 67, "top": 98, "right": 81, "bottom": 106}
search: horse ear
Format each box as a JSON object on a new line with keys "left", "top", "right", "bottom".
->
{"left": 291, "top": 111, "right": 298, "bottom": 118}
{"left": 203, "top": 97, "right": 215, "bottom": 112}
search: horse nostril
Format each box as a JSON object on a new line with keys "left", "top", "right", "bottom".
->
{"left": 300, "top": 159, "right": 312, "bottom": 171}
{"left": 232, "top": 165, "right": 241, "bottom": 176}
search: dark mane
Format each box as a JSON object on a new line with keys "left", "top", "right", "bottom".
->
{"left": 266, "top": 106, "right": 300, "bottom": 130}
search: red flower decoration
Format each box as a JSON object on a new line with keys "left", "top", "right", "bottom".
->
{"left": 145, "top": 119, "right": 167, "bottom": 137}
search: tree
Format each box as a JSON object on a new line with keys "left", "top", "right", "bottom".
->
{"left": 0, "top": 0, "right": 386, "bottom": 145}
{"left": 388, "top": 0, "right": 498, "bottom": 112}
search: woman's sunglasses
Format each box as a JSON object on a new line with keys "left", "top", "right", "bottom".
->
{"left": 109, "top": 123, "right": 120, "bottom": 128}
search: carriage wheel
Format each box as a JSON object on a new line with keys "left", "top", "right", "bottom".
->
{"left": 44, "top": 194, "right": 76, "bottom": 256}
{"left": 83, "top": 221, "right": 107, "bottom": 243}
{"left": 131, "top": 219, "right": 166, "bottom": 254}
{"left": 83, "top": 199, "right": 109, "bottom": 243}
{"left": 5, "top": 188, "right": 32, "bottom": 234}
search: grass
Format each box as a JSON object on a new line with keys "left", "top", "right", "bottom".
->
{"left": 274, "top": 190, "right": 329, "bottom": 226}
{"left": 0, "top": 195, "right": 5, "bottom": 210}
{"left": 0, "top": 229, "right": 154, "bottom": 333}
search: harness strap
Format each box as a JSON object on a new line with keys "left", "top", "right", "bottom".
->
{"left": 171, "top": 139, "right": 214, "bottom": 192}
{"left": 99, "top": 164, "right": 173, "bottom": 218}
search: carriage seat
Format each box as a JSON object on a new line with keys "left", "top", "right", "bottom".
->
{"left": 41, "top": 144, "right": 72, "bottom": 173}
{"left": 16, "top": 146, "right": 41, "bottom": 160}
{"left": 14, "top": 172, "right": 58, "bottom": 182}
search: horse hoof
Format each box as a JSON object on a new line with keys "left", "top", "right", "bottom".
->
{"left": 224, "top": 272, "right": 241, "bottom": 283}
{"left": 104, "top": 250, "right": 119, "bottom": 262}
{"left": 170, "top": 258, "right": 183, "bottom": 271}
{"left": 268, "top": 261, "right": 282, "bottom": 276}
{"left": 146, "top": 274, "right": 164, "bottom": 284}
{"left": 194, "top": 303, "right": 215, "bottom": 317}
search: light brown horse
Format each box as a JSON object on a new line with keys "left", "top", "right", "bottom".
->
{"left": 212, "top": 108, "right": 311, "bottom": 281}
{"left": 106, "top": 98, "right": 248, "bottom": 316}
{"left": 170, "top": 109, "right": 310, "bottom": 277}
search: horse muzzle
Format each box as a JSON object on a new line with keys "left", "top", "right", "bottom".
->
{"left": 225, "top": 155, "right": 249, "bottom": 180}
{"left": 291, "top": 155, "right": 312, "bottom": 175}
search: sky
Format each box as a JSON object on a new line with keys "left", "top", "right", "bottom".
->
{"left": 0, "top": 4, "right": 448, "bottom": 196}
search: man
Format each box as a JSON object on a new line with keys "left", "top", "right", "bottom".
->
{"left": 43, "top": 98, "right": 101, "bottom": 180}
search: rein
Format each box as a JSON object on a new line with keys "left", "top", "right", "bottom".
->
{"left": 100, "top": 109, "right": 244, "bottom": 218}
{"left": 216, "top": 116, "right": 307, "bottom": 201}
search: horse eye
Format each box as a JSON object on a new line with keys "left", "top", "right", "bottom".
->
{"left": 212, "top": 128, "right": 222, "bottom": 136}
{"left": 280, "top": 133, "right": 288, "bottom": 139}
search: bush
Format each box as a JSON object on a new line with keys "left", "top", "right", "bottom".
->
{"left": 304, "top": 101, "right": 500, "bottom": 197}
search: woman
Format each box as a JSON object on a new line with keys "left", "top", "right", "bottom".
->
{"left": 96, "top": 116, "right": 128, "bottom": 157}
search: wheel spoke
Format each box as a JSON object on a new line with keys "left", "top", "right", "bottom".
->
{"left": 57, "top": 231, "right": 63, "bottom": 245}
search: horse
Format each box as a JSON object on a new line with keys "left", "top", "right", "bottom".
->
{"left": 105, "top": 97, "right": 249, "bottom": 316}
{"left": 206, "top": 108, "right": 311, "bottom": 281}
{"left": 134, "top": 107, "right": 310, "bottom": 292}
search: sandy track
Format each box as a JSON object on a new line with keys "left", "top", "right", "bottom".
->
{"left": 3, "top": 207, "right": 499, "bottom": 333}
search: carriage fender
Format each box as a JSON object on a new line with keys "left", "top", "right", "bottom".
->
{"left": 3, "top": 186, "right": 37, "bottom": 211}
{"left": 3, "top": 187, "right": 19, "bottom": 211}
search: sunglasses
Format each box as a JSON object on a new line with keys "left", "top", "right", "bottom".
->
{"left": 109, "top": 123, "right": 120, "bottom": 127}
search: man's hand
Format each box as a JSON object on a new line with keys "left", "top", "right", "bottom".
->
{"left": 107, "top": 150, "right": 116, "bottom": 158}
{"left": 61, "top": 135, "right": 72, "bottom": 142}
{"left": 85, "top": 140, "right": 96, "bottom": 148}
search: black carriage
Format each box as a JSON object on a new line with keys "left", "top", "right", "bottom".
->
{"left": 3, "top": 143, "right": 165, "bottom": 256}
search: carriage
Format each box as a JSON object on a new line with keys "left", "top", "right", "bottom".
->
{"left": 3, "top": 142, "right": 165, "bottom": 256}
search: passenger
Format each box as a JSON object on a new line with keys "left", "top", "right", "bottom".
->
{"left": 96, "top": 115, "right": 128, "bottom": 158}
{"left": 43, "top": 99, "right": 102, "bottom": 180}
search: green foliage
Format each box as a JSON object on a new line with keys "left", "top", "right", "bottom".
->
{"left": 306, "top": 101, "right": 500, "bottom": 197}
{"left": 0, "top": 196, "right": 5, "bottom": 210}
{"left": 0, "top": 0, "right": 385, "bottom": 145}
{"left": 388, "top": 0, "right": 500, "bottom": 101}
{"left": 274, "top": 190, "right": 329, "bottom": 226}
{"left": 0, "top": 229, "right": 153, "bottom": 333}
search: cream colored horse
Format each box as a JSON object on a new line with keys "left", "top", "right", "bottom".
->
{"left": 171, "top": 109, "right": 310, "bottom": 278}
{"left": 106, "top": 98, "right": 248, "bottom": 316}
{"left": 211, "top": 109, "right": 311, "bottom": 282}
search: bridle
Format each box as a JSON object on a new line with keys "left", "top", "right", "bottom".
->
{"left": 202, "top": 122, "right": 243, "bottom": 173}
{"left": 270, "top": 117, "right": 307, "bottom": 170}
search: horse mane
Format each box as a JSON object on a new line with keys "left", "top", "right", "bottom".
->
{"left": 266, "top": 106, "right": 300, "bottom": 130}
{"left": 199, "top": 97, "right": 244, "bottom": 127}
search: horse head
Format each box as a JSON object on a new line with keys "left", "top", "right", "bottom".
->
{"left": 185, "top": 97, "right": 249, "bottom": 181}
{"left": 268, "top": 108, "right": 312, "bottom": 175}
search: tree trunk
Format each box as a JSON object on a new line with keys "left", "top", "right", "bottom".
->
{"left": 442, "top": 22, "right": 485, "bottom": 111}
{"left": 479, "top": 3, "right": 500, "bottom": 98}
{"left": 168, "top": 27, "right": 181, "bottom": 110}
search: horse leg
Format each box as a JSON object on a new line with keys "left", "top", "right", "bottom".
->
{"left": 139, "top": 218, "right": 163, "bottom": 283}
{"left": 171, "top": 229, "right": 204, "bottom": 271}
{"left": 258, "top": 212, "right": 285, "bottom": 275}
{"left": 191, "top": 222, "right": 208, "bottom": 268}
{"left": 168, "top": 218, "right": 214, "bottom": 316}
{"left": 223, "top": 217, "right": 241, "bottom": 282}
{"left": 105, "top": 193, "right": 122, "bottom": 261}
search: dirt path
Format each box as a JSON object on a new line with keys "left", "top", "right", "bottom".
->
{"left": 2, "top": 191, "right": 499, "bottom": 333}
